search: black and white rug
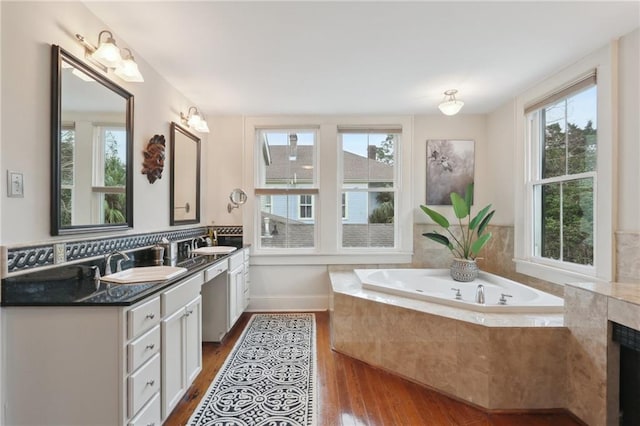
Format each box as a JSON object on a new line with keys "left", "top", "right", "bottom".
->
{"left": 188, "top": 313, "right": 317, "bottom": 426}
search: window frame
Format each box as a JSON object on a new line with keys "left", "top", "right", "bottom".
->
{"left": 338, "top": 130, "right": 399, "bottom": 250}
{"left": 514, "top": 44, "right": 616, "bottom": 285}
{"left": 244, "top": 116, "right": 414, "bottom": 264}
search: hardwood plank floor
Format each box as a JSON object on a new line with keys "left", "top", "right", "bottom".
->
{"left": 164, "top": 311, "right": 582, "bottom": 426}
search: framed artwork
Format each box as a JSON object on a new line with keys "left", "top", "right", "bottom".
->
{"left": 426, "top": 139, "right": 475, "bottom": 205}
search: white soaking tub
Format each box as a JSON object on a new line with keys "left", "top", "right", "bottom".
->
{"left": 354, "top": 268, "right": 563, "bottom": 313}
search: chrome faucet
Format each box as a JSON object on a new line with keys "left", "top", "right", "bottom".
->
{"left": 105, "top": 250, "right": 130, "bottom": 275}
{"left": 475, "top": 284, "right": 485, "bottom": 304}
{"left": 191, "top": 236, "right": 207, "bottom": 251}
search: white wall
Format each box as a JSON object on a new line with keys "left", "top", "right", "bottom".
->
{"left": 0, "top": 2, "right": 208, "bottom": 245}
{"left": 205, "top": 116, "right": 244, "bottom": 226}
{"left": 617, "top": 28, "right": 640, "bottom": 232}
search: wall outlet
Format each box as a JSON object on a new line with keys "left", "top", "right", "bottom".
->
{"left": 54, "top": 243, "right": 66, "bottom": 264}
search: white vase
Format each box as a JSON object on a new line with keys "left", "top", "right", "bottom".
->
{"left": 450, "top": 258, "right": 478, "bottom": 282}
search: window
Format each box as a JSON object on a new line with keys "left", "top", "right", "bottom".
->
{"left": 339, "top": 130, "right": 398, "bottom": 248}
{"left": 246, "top": 116, "right": 413, "bottom": 262}
{"left": 298, "top": 194, "right": 314, "bottom": 219}
{"left": 256, "top": 129, "right": 317, "bottom": 249}
{"left": 516, "top": 54, "right": 614, "bottom": 284}
{"left": 60, "top": 124, "right": 75, "bottom": 227}
{"left": 530, "top": 84, "right": 597, "bottom": 266}
{"left": 92, "top": 126, "right": 127, "bottom": 224}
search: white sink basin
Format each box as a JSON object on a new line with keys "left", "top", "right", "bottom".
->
{"left": 191, "top": 246, "right": 237, "bottom": 255}
{"left": 102, "top": 266, "right": 187, "bottom": 284}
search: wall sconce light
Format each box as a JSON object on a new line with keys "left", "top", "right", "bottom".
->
{"left": 75, "top": 31, "right": 144, "bottom": 83}
{"left": 114, "top": 49, "right": 144, "bottom": 82}
{"left": 180, "top": 107, "right": 210, "bottom": 133}
{"left": 438, "top": 89, "right": 464, "bottom": 116}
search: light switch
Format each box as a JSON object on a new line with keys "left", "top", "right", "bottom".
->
{"left": 7, "top": 171, "right": 24, "bottom": 197}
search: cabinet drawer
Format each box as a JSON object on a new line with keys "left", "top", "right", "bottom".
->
{"left": 128, "top": 297, "right": 161, "bottom": 339}
{"left": 229, "top": 252, "right": 244, "bottom": 271}
{"left": 205, "top": 260, "right": 228, "bottom": 282}
{"left": 162, "top": 272, "right": 203, "bottom": 316}
{"left": 128, "top": 392, "right": 160, "bottom": 426}
{"left": 128, "top": 353, "right": 160, "bottom": 418}
{"left": 128, "top": 325, "right": 160, "bottom": 373}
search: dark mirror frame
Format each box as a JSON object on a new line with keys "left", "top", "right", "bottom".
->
{"left": 50, "top": 45, "right": 134, "bottom": 236}
{"left": 170, "top": 122, "right": 201, "bottom": 225}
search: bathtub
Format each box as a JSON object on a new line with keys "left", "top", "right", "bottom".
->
{"left": 354, "top": 268, "right": 564, "bottom": 313}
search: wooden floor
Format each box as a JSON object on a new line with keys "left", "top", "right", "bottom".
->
{"left": 165, "top": 311, "right": 582, "bottom": 426}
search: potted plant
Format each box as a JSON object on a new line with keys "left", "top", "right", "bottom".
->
{"left": 420, "top": 183, "right": 495, "bottom": 282}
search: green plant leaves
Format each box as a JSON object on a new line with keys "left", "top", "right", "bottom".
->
{"left": 471, "top": 232, "right": 492, "bottom": 255}
{"left": 421, "top": 182, "right": 494, "bottom": 259}
{"left": 420, "top": 205, "right": 450, "bottom": 228}
{"left": 469, "top": 204, "right": 492, "bottom": 230}
{"left": 477, "top": 210, "right": 495, "bottom": 236}
{"left": 422, "top": 232, "right": 452, "bottom": 249}
{"left": 450, "top": 192, "right": 469, "bottom": 219}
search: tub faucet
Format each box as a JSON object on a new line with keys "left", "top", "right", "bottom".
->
{"left": 475, "top": 284, "right": 485, "bottom": 304}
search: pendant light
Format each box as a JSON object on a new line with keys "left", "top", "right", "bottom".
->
{"left": 438, "top": 89, "right": 465, "bottom": 116}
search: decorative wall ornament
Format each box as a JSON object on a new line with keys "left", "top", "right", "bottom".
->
{"left": 141, "top": 134, "right": 166, "bottom": 184}
{"left": 426, "top": 139, "right": 475, "bottom": 205}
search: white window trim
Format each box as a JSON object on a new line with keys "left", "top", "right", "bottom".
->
{"left": 514, "top": 41, "right": 617, "bottom": 285}
{"left": 243, "top": 116, "right": 414, "bottom": 264}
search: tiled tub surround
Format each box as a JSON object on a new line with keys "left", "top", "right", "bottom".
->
{"left": 329, "top": 271, "right": 568, "bottom": 411}
{"left": 565, "top": 281, "right": 640, "bottom": 426}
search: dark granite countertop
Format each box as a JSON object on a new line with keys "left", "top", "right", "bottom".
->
{"left": 1, "top": 249, "right": 242, "bottom": 307}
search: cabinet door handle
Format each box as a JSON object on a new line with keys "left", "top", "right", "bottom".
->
{"left": 145, "top": 313, "right": 155, "bottom": 319}
{"left": 145, "top": 343, "right": 155, "bottom": 350}
{"left": 146, "top": 379, "right": 155, "bottom": 387}
{"left": 146, "top": 423, "right": 155, "bottom": 426}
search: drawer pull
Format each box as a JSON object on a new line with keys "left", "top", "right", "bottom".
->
{"left": 145, "top": 343, "right": 155, "bottom": 350}
{"left": 145, "top": 313, "right": 155, "bottom": 319}
{"left": 146, "top": 379, "right": 155, "bottom": 387}
{"left": 146, "top": 423, "right": 155, "bottom": 426}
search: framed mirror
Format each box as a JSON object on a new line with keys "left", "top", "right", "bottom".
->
{"left": 50, "top": 45, "right": 134, "bottom": 235}
{"left": 170, "top": 122, "right": 200, "bottom": 225}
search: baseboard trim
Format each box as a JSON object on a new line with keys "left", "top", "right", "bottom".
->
{"left": 247, "top": 295, "right": 329, "bottom": 312}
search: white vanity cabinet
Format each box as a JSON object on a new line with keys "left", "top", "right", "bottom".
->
{"left": 160, "top": 271, "right": 203, "bottom": 420}
{"left": 3, "top": 270, "right": 204, "bottom": 426}
{"left": 228, "top": 250, "right": 247, "bottom": 329}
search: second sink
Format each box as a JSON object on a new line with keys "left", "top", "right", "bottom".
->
{"left": 102, "top": 266, "right": 187, "bottom": 284}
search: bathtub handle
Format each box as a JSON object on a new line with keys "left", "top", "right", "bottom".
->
{"left": 450, "top": 288, "right": 462, "bottom": 300}
{"left": 499, "top": 293, "right": 513, "bottom": 305}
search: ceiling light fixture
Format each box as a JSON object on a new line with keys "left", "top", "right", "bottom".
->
{"left": 438, "top": 89, "right": 464, "bottom": 116}
{"left": 180, "top": 107, "right": 210, "bottom": 133}
{"left": 75, "top": 31, "right": 144, "bottom": 83}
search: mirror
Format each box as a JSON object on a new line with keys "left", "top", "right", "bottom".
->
{"left": 170, "top": 122, "right": 200, "bottom": 225}
{"left": 227, "top": 188, "right": 247, "bottom": 213}
{"left": 50, "top": 45, "right": 134, "bottom": 235}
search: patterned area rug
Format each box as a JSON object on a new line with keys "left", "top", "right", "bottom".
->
{"left": 188, "top": 313, "right": 317, "bottom": 426}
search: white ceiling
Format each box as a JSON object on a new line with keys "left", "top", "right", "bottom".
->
{"left": 85, "top": 1, "right": 639, "bottom": 116}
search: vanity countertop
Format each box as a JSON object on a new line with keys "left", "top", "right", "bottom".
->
{"left": 1, "top": 249, "right": 244, "bottom": 307}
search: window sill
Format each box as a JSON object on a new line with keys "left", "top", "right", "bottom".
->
{"left": 250, "top": 252, "right": 413, "bottom": 266}
{"left": 514, "top": 258, "right": 605, "bottom": 286}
